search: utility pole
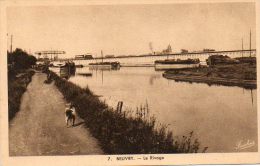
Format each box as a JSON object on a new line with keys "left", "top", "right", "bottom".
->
{"left": 101, "top": 50, "right": 103, "bottom": 63}
{"left": 6, "top": 33, "right": 9, "bottom": 52}
{"left": 10, "top": 34, "right": 13, "bottom": 53}
{"left": 149, "top": 42, "right": 154, "bottom": 55}
{"left": 242, "top": 38, "right": 244, "bottom": 57}
{"left": 249, "top": 29, "right": 251, "bottom": 57}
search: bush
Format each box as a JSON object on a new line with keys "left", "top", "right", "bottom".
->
{"left": 8, "top": 48, "right": 37, "bottom": 70}
{"left": 8, "top": 70, "right": 35, "bottom": 120}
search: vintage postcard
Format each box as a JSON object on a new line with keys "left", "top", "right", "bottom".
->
{"left": 0, "top": 0, "right": 259, "bottom": 165}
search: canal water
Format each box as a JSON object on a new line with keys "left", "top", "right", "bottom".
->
{"left": 69, "top": 67, "right": 257, "bottom": 153}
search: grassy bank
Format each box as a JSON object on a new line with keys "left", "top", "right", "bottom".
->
{"left": 50, "top": 72, "right": 205, "bottom": 154}
{"left": 163, "top": 63, "right": 256, "bottom": 89}
{"left": 8, "top": 69, "right": 35, "bottom": 121}
{"left": 8, "top": 48, "right": 37, "bottom": 121}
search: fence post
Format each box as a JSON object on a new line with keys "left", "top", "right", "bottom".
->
{"left": 116, "top": 101, "right": 123, "bottom": 114}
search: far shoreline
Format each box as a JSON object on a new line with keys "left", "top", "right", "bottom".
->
{"left": 162, "top": 63, "right": 257, "bottom": 89}
{"left": 163, "top": 73, "right": 256, "bottom": 89}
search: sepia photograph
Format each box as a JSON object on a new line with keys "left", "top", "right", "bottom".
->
{"left": 0, "top": 0, "right": 259, "bottom": 165}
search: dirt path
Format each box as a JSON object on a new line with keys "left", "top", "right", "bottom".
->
{"left": 9, "top": 72, "right": 103, "bottom": 156}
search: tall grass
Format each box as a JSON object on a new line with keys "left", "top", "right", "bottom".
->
{"left": 8, "top": 70, "right": 35, "bottom": 121}
{"left": 51, "top": 72, "right": 205, "bottom": 154}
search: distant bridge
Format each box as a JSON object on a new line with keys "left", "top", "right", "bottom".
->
{"left": 74, "top": 49, "right": 256, "bottom": 66}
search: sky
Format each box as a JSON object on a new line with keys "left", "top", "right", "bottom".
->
{"left": 7, "top": 2, "right": 256, "bottom": 58}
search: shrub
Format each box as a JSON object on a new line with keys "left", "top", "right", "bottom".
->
{"left": 8, "top": 70, "right": 35, "bottom": 121}
{"left": 8, "top": 48, "right": 37, "bottom": 70}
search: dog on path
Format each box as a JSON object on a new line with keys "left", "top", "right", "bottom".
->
{"left": 65, "top": 104, "right": 76, "bottom": 127}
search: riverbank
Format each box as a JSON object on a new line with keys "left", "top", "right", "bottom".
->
{"left": 50, "top": 72, "right": 206, "bottom": 154}
{"left": 8, "top": 69, "right": 35, "bottom": 121}
{"left": 163, "top": 63, "right": 256, "bottom": 89}
{"left": 8, "top": 48, "right": 37, "bottom": 121}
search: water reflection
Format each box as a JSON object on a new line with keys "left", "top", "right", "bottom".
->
{"left": 251, "top": 89, "right": 254, "bottom": 106}
{"left": 149, "top": 74, "right": 161, "bottom": 85}
{"left": 70, "top": 67, "right": 257, "bottom": 152}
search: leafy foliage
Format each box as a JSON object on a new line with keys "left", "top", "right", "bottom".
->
{"left": 8, "top": 70, "right": 35, "bottom": 121}
{"left": 8, "top": 48, "right": 37, "bottom": 70}
{"left": 8, "top": 48, "right": 36, "bottom": 120}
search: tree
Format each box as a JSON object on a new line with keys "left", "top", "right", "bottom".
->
{"left": 8, "top": 48, "right": 37, "bottom": 70}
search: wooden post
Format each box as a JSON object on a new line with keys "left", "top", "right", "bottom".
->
{"left": 116, "top": 101, "right": 123, "bottom": 114}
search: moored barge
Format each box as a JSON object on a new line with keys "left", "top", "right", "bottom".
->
{"left": 154, "top": 58, "right": 200, "bottom": 70}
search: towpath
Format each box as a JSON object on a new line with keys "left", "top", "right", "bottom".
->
{"left": 9, "top": 72, "right": 103, "bottom": 156}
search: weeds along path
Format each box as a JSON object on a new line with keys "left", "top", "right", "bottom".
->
{"left": 9, "top": 72, "right": 103, "bottom": 156}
